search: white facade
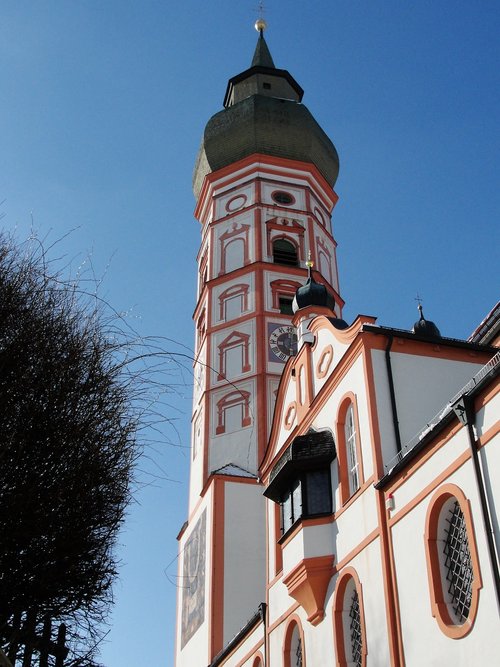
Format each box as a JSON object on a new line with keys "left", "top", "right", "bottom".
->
{"left": 175, "top": 30, "right": 500, "bottom": 667}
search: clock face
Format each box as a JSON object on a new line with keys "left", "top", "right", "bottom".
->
{"left": 268, "top": 324, "right": 298, "bottom": 362}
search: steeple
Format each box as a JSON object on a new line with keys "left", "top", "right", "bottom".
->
{"left": 177, "top": 24, "right": 343, "bottom": 667}
{"left": 193, "top": 29, "right": 339, "bottom": 197}
{"left": 251, "top": 30, "right": 275, "bottom": 68}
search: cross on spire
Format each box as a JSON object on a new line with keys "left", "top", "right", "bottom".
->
{"left": 254, "top": 1, "right": 267, "bottom": 34}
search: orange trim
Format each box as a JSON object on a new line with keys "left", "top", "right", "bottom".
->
{"left": 336, "top": 393, "right": 365, "bottom": 505}
{"left": 376, "top": 491, "right": 405, "bottom": 667}
{"left": 316, "top": 344, "right": 334, "bottom": 379}
{"left": 477, "top": 419, "right": 500, "bottom": 447}
{"left": 388, "top": 449, "right": 471, "bottom": 527}
{"left": 386, "top": 418, "right": 463, "bottom": 494}
{"left": 210, "top": 478, "right": 225, "bottom": 658}
{"left": 368, "top": 332, "right": 493, "bottom": 364}
{"left": 283, "top": 401, "right": 297, "bottom": 431}
{"left": 194, "top": 153, "right": 338, "bottom": 217}
{"left": 266, "top": 601, "right": 300, "bottom": 633}
{"left": 282, "top": 615, "right": 307, "bottom": 667}
{"left": 334, "top": 528, "right": 379, "bottom": 572}
{"left": 221, "top": 638, "right": 265, "bottom": 667}
{"left": 261, "top": 334, "right": 366, "bottom": 480}
{"left": 274, "top": 502, "right": 283, "bottom": 575}
{"left": 332, "top": 567, "right": 367, "bottom": 667}
{"left": 424, "top": 484, "right": 482, "bottom": 638}
{"left": 282, "top": 555, "right": 335, "bottom": 625}
{"left": 248, "top": 650, "right": 265, "bottom": 667}
{"left": 474, "top": 376, "right": 500, "bottom": 409}
{"left": 332, "top": 476, "right": 374, "bottom": 521}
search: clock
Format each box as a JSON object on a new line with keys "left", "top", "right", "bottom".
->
{"left": 268, "top": 324, "right": 298, "bottom": 362}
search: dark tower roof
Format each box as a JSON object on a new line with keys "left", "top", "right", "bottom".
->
{"left": 412, "top": 304, "right": 441, "bottom": 338}
{"left": 292, "top": 264, "right": 336, "bottom": 314}
{"left": 251, "top": 31, "right": 275, "bottom": 68}
{"left": 193, "top": 32, "right": 339, "bottom": 197}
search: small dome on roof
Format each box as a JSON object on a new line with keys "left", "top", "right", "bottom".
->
{"left": 412, "top": 304, "right": 441, "bottom": 338}
{"left": 292, "top": 270, "right": 336, "bottom": 314}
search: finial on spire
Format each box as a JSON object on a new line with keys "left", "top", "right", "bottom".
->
{"left": 255, "top": 18, "right": 267, "bottom": 34}
{"left": 305, "top": 251, "right": 314, "bottom": 278}
{"left": 415, "top": 293, "right": 424, "bottom": 319}
{"left": 255, "top": 2, "right": 267, "bottom": 35}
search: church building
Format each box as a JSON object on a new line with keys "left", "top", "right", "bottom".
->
{"left": 175, "top": 23, "right": 500, "bottom": 667}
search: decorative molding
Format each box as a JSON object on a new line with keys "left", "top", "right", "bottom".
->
{"left": 283, "top": 555, "right": 335, "bottom": 625}
{"left": 316, "top": 344, "right": 334, "bottom": 379}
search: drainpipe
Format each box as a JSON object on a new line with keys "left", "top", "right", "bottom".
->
{"left": 259, "top": 602, "right": 267, "bottom": 666}
{"left": 452, "top": 394, "right": 500, "bottom": 611}
{"left": 385, "top": 335, "right": 402, "bottom": 454}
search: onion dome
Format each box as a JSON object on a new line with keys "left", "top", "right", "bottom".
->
{"left": 412, "top": 304, "right": 441, "bottom": 338}
{"left": 292, "top": 260, "right": 336, "bottom": 314}
{"left": 193, "top": 30, "right": 339, "bottom": 197}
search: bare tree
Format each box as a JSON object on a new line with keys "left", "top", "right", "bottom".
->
{"left": 0, "top": 233, "right": 160, "bottom": 665}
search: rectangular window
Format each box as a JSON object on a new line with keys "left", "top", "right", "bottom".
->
{"left": 305, "top": 470, "right": 332, "bottom": 515}
{"left": 280, "top": 470, "right": 332, "bottom": 536}
{"left": 281, "top": 479, "right": 302, "bottom": 534}
{"left": 279, "top": 296, "right": 294, "bottom": 315}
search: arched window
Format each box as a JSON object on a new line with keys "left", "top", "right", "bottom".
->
{"left": 424, "top": 484, "right": 482, "bottom": 638}
{"left": 336, "top": 396, "right": 363, "bottom": 504}
{"left": 333, "top": 569, "right": 367, "bottom": 667}
{"left": 273, "top": 238, "right": 299, "bottom": 266}
{"left": 345, "top": 404, "right": 359, "bottom": 496}
{"left": 283, "top": 618, "right": 305, "bottom": 667}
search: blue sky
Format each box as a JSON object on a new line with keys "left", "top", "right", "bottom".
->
{"left": 1, "top": 2, "right": 499, "bottom": 665}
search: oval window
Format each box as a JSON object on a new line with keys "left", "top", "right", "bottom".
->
{"left": 272, "top": 191, "right": 295, "bottom": 206}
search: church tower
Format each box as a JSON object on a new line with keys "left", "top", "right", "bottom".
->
{"left": 175, "top": 24, "right": 341, "bottom": 665}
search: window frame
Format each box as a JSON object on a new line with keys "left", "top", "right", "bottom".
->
{"left": 336, "top": 394, "right": 364, "bottom": 505}
{"left": 272, "top": 237, "right": 299, "bottom": 267}
{"left": 333, "top": 568, "right": 367, "bottom": 667}
{"left": 283, "top": 616, "right": 306, "bottom": 667}
{"left": 278, "top": 467, "right": 333, "bottom": 539}
{"left": 424, "top": 483, "right": 482, "bottom": 638}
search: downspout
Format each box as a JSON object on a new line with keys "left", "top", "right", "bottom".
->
{"left": 385, "top": 334, "right": 402, "bottom": 453}
{"left": 259, "top": 602, "right": 267, "bottom": 666}
{"left": 452, "top": 394, "right": 500, "bottom": 611}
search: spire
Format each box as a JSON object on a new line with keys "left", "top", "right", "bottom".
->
{"left": 251, "top": 28, "right": 275, "bottom": 68}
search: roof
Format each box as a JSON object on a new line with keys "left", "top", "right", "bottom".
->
{"left": 376, "top": 350, "right": 500, "bottom": 486}
{"left": 468, "top": 301, "right": 500, "bottom": 345}
{"left": 192, "top": 34, "right": 339, "bottom": 197}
